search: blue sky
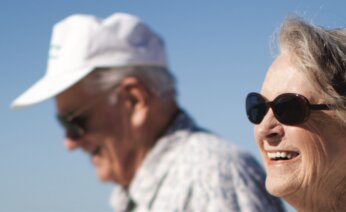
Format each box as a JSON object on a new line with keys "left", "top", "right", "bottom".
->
{"left": 1, "top": 1, "right": 346, "bottom": 211}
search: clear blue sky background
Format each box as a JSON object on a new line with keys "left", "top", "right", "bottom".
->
{"left": 1, "top": 1, "right": 346, "bottom": 212}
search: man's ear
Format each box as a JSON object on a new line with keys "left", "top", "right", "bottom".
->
{"left": 120, "top": 77, "right": 150, "bottom": 127}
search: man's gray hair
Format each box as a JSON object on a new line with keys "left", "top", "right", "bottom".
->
{"left": 82, "top": 66, "right": 177, "bottom": 100}
{"left": 277, "top": 16, "right": 346, "bottom": 126}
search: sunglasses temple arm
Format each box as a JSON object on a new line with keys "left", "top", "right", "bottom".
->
{"left": 310, "top": 104, "right": 333, "bottom": 110}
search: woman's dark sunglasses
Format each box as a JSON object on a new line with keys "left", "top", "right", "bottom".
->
{"left": 245, "top": 92, "right": 333, "bottom": 125}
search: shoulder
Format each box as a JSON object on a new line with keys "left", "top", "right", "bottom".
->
{"left": 178, "top": 131, "right": 284, "bottom": 211}
{"left": 183, "top": 130, "right": 262, "bottom": 170}
{"left": 175, "top": 130, "right": 265, "bottom": 185}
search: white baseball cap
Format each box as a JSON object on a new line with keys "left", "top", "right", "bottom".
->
{"left": 11, "top": 12, "right": 167, "bottom": 108}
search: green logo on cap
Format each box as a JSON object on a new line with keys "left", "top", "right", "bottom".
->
{"left": 49, "top": 44, "right": 61, "bottom": 60}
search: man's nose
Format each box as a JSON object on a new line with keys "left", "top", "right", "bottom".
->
{"left": 64, "top": 137, "right": 80, "bottom": 150}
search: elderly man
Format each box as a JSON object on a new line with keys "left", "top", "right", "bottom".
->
{"left": 12, "top": 13, "right": 284, "bottom": 211}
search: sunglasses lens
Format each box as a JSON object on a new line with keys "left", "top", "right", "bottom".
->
{"left": 273, "top": 94, "right": 308, "bottom": 125}
{"left": 246, "top": 93, "right": 268, "bottom": 124}
{"left": 56, "top": 116, "right": 85, "bottom": 140}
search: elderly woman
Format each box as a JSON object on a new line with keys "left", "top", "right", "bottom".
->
{"left": 245, "top": 17, "right": 346, "bottom": 211}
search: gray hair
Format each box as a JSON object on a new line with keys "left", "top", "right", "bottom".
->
{"left": 82, "top": 66, "right": 177, "bottom": 101}
{"left": 277, "top": 16, "right": 346, "bottom": 127}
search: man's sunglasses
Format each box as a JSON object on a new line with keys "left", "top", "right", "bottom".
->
{"left": 56, "top": 84, "right": 119, "bottom": 140}
{"left": 245, "top": 92, "right": 334, "bottom": 125}
{"left": 56, "top": 114, "right": 87, "bottom": 140}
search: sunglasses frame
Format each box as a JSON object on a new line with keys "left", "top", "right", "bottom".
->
{"left": 56, "top": 84, "right": 120, "bottom": 140}
{"left": 246, "top": 92, "right": 333, "bottom": 125}
{"left": 56, "top": 114, "right": 87, "bottom": 139}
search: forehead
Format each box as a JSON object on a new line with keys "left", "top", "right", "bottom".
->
{"left": 55, "top": 81, "right": 92, "bottom": 115}
{"left": 261, "top": 53, "right": 320, "bottom": 101}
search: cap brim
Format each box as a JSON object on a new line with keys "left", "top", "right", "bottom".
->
{"left": 11, "top": 67, "right": 94, "bottom": 109}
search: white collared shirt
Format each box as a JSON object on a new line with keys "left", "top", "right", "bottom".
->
{"left": 110, "top": 111, "right": 284, "bottom": 212}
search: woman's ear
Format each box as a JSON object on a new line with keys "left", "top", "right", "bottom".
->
{"left": 120, "top": 77, "right": 150, "bottom": 127}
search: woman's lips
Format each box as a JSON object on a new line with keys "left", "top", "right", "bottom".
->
{"left": 266, "top": 150, "right": 300, "bottom": 161}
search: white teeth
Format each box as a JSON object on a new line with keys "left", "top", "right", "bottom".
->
{"left": 267, "top": 151, "right": 293, "bottom": 160}
{"left": 268, "top": 152, "right": 273, "bottom": 158}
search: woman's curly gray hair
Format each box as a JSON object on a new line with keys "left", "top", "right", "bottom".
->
{"left": 278, "top": 16, "right": 346, "bottom": 127}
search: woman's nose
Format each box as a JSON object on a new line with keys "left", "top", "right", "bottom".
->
{"left": 254, "top": 109, "right": 284, "bottom": 144}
